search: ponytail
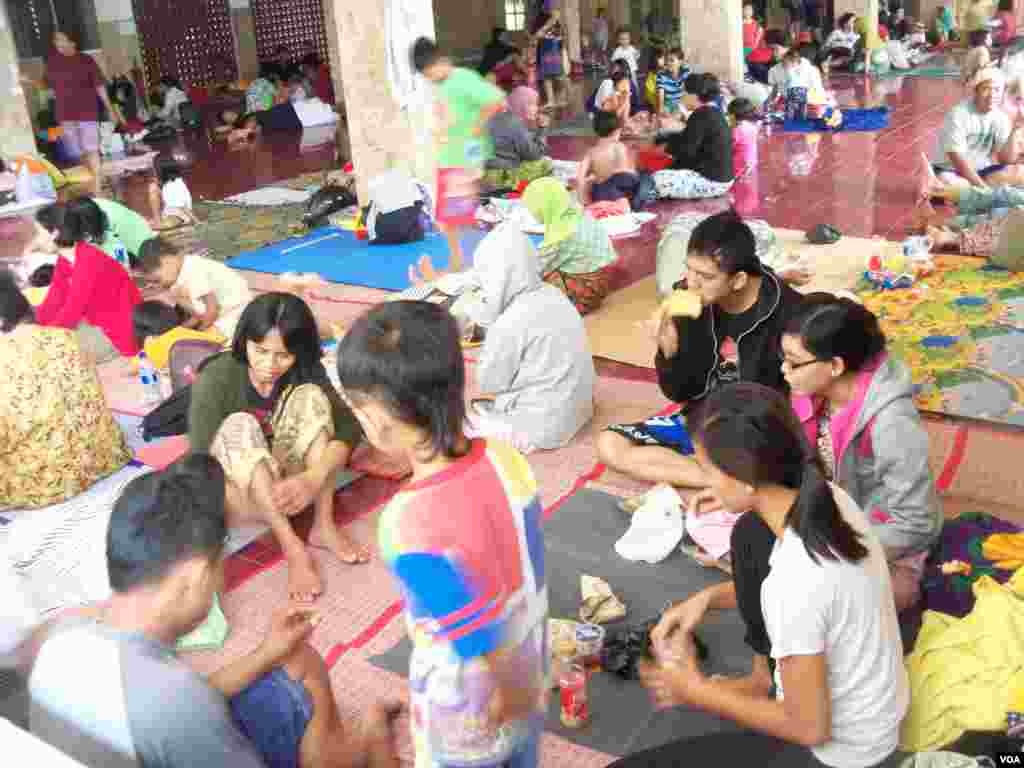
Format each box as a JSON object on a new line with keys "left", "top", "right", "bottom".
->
{"left": 787, "top": 458, "right": 868, "bottom": 565}
{"left": 692, "top": 382, "right": 870, "bottom": 567}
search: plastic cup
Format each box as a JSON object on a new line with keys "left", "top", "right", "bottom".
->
{"left": 574, "top": 623, "right": 605, "bottom": 668}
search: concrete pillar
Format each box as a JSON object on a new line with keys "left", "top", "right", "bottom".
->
{"left": 580, "top": 0, "right": 595, "bottom": 44}
{"left": 609, "top": 0, "right": 630, "bottom": 33}
{"left": 0, "top": 1, "right": 37, "bottom": 159}
{"left": 678, "top": 0, "right": 743, "bottom": 84}
{"left": 323, "top": 0, "right": 436, "bottom": 204}
{"left": 562, "top": 0, "right": 582, "bottom": 62}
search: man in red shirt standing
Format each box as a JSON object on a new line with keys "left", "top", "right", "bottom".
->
{"left": 46, "top": 32, "right": 121, "bottom": 195}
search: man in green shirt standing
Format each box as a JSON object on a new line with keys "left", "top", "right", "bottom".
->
{"left": 411, "top": 37, "right": 506, "bottom": 271}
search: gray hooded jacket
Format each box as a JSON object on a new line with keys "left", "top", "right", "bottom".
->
{"left": 473, "top": 222, "right": 595, "bottom": 450}
{"left": 794, "top": 354, "right": 942, "bottom": 558}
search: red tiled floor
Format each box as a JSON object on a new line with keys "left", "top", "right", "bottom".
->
{"left": 0, "top": 67, "right": 966, "bottom": 271}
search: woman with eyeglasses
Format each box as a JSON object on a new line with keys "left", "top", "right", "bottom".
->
{"left": 780, "top": 292, "right": 941, "bottom": 611}
{"left": 654, "top": 294, "right": 939, "bottom": 712}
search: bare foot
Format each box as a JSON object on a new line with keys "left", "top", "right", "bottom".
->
{"left": 287, "top": 551, "right": 323, "bottom": 603}
{"left": 364, "top": 696, "right": 406, "bottom": 760}
{"left": 912, "top": 194, "right": 939, "bottom": 232}
{"left": 309, "top": 521, "right": 371, "bottom": 565}
{"left": 917, "top": 152, "right": 939, "bottom": 204}
{"left": 926, "top": 225, "right": 959, "bottom": 251}
{"left": 408, "top": 254, "right": 450, "bottom": 286}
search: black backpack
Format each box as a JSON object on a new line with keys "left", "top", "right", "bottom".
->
{"left": 141, "top": 385, "right": 190, "bottom": 441}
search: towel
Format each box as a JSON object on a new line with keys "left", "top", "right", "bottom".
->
{"left": 900, "top": 568, "right": 1024, "bottom": 751}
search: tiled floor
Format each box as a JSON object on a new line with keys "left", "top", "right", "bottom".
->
{"left": 1, "top": 65, "right": 965, "bottom": 265}
{"left": 550, "top": 69, "right": 963, "bottom": 242}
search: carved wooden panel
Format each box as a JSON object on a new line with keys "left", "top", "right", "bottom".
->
{"left": 250, "top": 0, "right": 330, "bottom": 69}
{"left": 132, "top": 0, "right": 238, "bottom": 89}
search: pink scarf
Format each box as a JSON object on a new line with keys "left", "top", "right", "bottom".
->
{"left": 507, "top": 86, "right": 539, "bottom": 123}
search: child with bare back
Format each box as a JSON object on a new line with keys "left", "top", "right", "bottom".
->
{"left": 577, "top": 109, "right": 639, "bottom": 205}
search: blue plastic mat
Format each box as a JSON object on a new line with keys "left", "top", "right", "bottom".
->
{"left": 226, "top": 226, "right": 542, "bottom": 292}
{"left": 783, "top": 107, "right": 890, "bottom": 133}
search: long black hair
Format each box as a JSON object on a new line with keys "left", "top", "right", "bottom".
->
{"left": 0, "top": 269, "right": 33, "bottom": 331}
{"left": 232, "top": 292, "right": 322, "bottom": 380}
{"left": 784, "top": 293, "right": 887, "bottom": 373}
{"left": 53, "top": 197, "right": 109, "bottom": 248}
{"left": 230, "top": 293, "right": 349, "bottom": 423}
{"left": 132, "top": 300, "right": 189, "bottom": 348}
{"left": 337, "top": 301, "right": 467, "bottom": 461}
{"left": 691, "top": 382, "right": 868, "bottom": 565}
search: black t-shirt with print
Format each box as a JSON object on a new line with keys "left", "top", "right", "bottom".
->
{"left": 711, "top": 301, "right": 763, "bottom": 390}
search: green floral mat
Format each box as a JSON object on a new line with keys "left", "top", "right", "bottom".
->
{"left": 856, "top": 254, "right": 1024, "bottom": 427}
{"left": 164, "top": 171, "right": 330, "bottom": 263}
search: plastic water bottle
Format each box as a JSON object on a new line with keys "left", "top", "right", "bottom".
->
{"left": 138, "top": 352, "right": 163, "bottom": 406}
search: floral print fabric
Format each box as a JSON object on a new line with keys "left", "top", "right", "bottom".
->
{"left": 0, "top": 326, "right": 131, "bottom": 510}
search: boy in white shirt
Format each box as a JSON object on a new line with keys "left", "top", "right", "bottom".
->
{"left": 138, "top": 237, "right": 252, "bottom": 340}
{"left": 611, "top": 27, "right": 641, "bottom": 85}
{"left": 768, "top": 47, "right": 825, "bottom": 103}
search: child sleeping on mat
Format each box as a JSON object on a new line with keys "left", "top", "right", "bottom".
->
{"left": 132, "top": 300, "right": 226, "bottom": 369}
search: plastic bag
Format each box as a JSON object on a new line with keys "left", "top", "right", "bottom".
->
{"left": 303, "top": 183, "right": 358, "bottom": 227}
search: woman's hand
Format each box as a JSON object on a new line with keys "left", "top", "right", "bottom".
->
{"left": 638, "top": 657, "right": 706, "bottom": 709}
{"left": 688, "top": 489, "right": 725, "bottom": 517}
{"left": 650, "top": 590, "right": 712, "bottom": 660}
{"left": 270, "top": 471, "right": 321, "bottom": 517}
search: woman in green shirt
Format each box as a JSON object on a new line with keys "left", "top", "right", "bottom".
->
{"left": 188, "top": 292, "right": 367, "bottom": 603}
{"left": 522, "top": 177, "right": 619, "bottom": 315}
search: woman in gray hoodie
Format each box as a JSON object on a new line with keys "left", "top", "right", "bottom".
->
{"left": 783, "top": 293, "right": 942, "bottom": 611}
{"left": 464, "top": 219, "right": 595, "bottom": 453}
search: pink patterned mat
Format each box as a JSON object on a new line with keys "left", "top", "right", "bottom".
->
{"left": 183, "top": 373, "right": 668, "bottom": 767}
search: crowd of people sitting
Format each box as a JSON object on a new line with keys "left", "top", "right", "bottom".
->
{"left": 3, "top": 10, "right": 1023, "bottom": 768}
{"left": 2, "top": 202, "right": 952, "bottom": 768}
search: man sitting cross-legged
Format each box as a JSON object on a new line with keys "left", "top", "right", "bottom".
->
{"left": 29, "top": 454, "right": 403, "bottom": 768}
{"left": 596, "top": 210, "right": 803, "bottom": 511}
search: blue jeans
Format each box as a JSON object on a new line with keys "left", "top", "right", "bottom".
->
{"left": 230, "top": 667, "right": 314, "bottom": 768}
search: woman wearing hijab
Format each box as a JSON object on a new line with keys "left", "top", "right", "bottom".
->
{"left": 484, "top": 86, "right": 554, "bottom": 189}
{"left": 464, "top": 221, "right": 595, "bottom": 453}
{"left": 522, "top": 177, "right": 619, "bottom": 315}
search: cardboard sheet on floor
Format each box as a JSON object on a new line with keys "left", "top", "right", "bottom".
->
{"left": 225, "top": 226, "right": 543, "bottom": 292}
{"left": 369, "top": 488, "right": 751, "bottom": 757}
{"left": 586, "top": 228, "right": 870, "bottom": 368}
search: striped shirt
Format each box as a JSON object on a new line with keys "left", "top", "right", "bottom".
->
{"left": 656, "top": 68, "right": 689, "bottom": 111}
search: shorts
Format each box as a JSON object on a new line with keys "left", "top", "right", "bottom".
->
{"left": 606, "top": 411, "right": 694, "bottom": 455}
{"left": 61, "top": 120, "right": 100, "bottom": 158}
{"left": 230, "top": 667, "right": 314, "bottom": 768}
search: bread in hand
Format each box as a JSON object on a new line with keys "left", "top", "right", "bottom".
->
{"left": 663, "top": 289, "right": 703, "bottom": 319}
